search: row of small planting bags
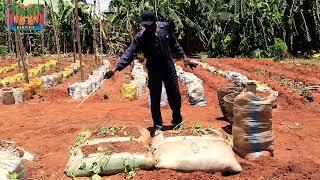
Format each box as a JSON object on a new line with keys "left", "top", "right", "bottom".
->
{"left": 0, "top": 63, "right": 18, "bottom": 75}
{"left": 0, "top": 61, "right": 80, "bottom": 105}
{"left": 0, "top": 60, "right": 58, "bottom": 87}
{"left": 65, "top": 124, "right": 242, "bottom": 179}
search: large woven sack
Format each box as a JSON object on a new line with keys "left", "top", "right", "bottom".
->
{"left": 65, "top": 128, "right": 155, "bottom": 177}
{"left": 68, "top": 83, "right": 82, "bottom": 99}
{"left": 152, "top": 135, "right": 242, "bottom": 173}
{"left": 131, "top": 79, "right": 147, "bottom": 97}
{"left": 54, "top": 73, "right": 63, "bottom": 84}
{"left": 147, "top": 83, "right": 168, "bottom": 107}
{"left": 187, "top": 82, "right": 207, "bottom": 106}
{"left": 223, "top": 92, "right": 241, "bottom": 122}
{"left": 1, "top": 88, "right": 14, "bottom": 105}
{"left": 0, "top": 140, "right": 33, "bottom": 180}
{"left": 217, "top": 87, "right": 243, "bottom": 119}
{"left": 20, "top": 84, "right": 33, "bottom": 100}
{"left": 232, "top": 90, "right": 277, "bottom": 160}
{"left": 80, "top": 83, "right": 90, "bottom": 97}
{"left": 121, "top": 83, "right": 137, "bottom": 100}
{"left": 41, "top": 76, "right": 51, "bottom": 88}
{"left": 13, "top": 88, "right": 24, "bottom": 104}
{"left": 225, "top": 71, "right": 249, "bottom": 86}
{"left": 30, "top": 78, "right": 44, "bottom": 94}
{"left": 65, "top": 149, "right": 155, "bottom": 177}
{"left": 179, "top": 72, "right": 201, "bottom": 86}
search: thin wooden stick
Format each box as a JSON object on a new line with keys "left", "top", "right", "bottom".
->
{"left": 75, "top": 79, "right": 105, "bottom": 109}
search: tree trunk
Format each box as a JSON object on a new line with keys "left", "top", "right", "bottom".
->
{"left": 98, "top": 0, "right": 104, "bottom": 64}
{"left": 49, "top": 0, "right": 61, "bottom": 70}
{"left": 15, "top": 31, "right": 29, "bottom": 83}
{"left": 14, "top": 33, "right": 22, "bottom": 70}
{"left": 72, "top": 9, "right": 77, "bottom": 63}
{"left": 93, "top": 0, "right": 98, "bottom": 68}
{"left": 82, "top": 29, "right": 86, "bottom": 54}
{"left": 7, "top": 0, "right": 13, "bottom": 53}
{"left": 8, "top": 31, "right": 13, "bottom": 53}
{"left": 41, "top": 31, "right": 44, "bottom": 57}
{"left": 28, "top": 33, "right": 32, "bottom": 54}
{"left": 64, "top": 33, "right": 66, "bottom": 54}
{"left": 74, "top": 0, "right": 84, "bottom": 81}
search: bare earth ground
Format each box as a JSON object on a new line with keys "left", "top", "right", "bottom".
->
{"left": 0, "top": 57, "right": 319, "bottom": 180}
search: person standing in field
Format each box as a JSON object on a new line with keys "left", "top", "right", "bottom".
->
{"left": 105, "top": 10, "right": 197, "bottom": 136}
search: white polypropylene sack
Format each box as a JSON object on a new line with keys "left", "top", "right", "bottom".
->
{"left": 160, "top": 85, "right": 168, "bottom": 107}
{"left": 175, "top": 65, "right": 184, "bottom": 76}
{"left": 131, "top": 61, "right": 148, "bottom": 97}
{"left": 80, "top": 83, "right": 89, "bottom": 97}
{"left": 65, "top": 149, "right": 155, "bottom": 177}
{"left": 0, "top": 140, "right": 33, "bottom": 180}
{"left": 71, "top": 63, "right": 79, "bottom": 72}
{"left": 69, "top": 83, "right": 82, "bottom": 98}
{"left": 42, "top": 75, "right": 57, "bottom": 88}
{"left": 13, "top": 88, "right": 24, "bottom": 104}
{"left": 41, "top": 76, "right": 50, "bottom": 88}
{"left": 179, "top": 72, "right": 202, "bottom": 86}
{"left": 132, "top": 79, "right": 147, "bottom": 97}
{"left": 68, "top": 61, "right": 111, "bottom": 99}
{"left": 65, "top": 128, "right": 155, "bottom": 177}
{"left": 187, "top": 82, "right": 207, "bottom": 106}
{"left": 148, "top": 83, "right": 168, "bottom": 107}
{"left": 151, "top": 135, "right": 242, "bottom": 173}
{"left": 225, "top": 71, "right": 249, "bottom": 86}
{"left": 48, "top": 75, "right": 57, "bottom": 86}
{"left": 207, "top": 66, "right": 218, "bottom": 73}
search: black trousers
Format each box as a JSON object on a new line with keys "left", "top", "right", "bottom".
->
{"left": 148, "top": 68, "right": 182, "bottom": 129}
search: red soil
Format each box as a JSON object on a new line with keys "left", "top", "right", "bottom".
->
{"left": 202, "top": 58, "right": 320, "bottom": 106}
{"left": 81, "top": 141, "right": 149, "bottom": 156}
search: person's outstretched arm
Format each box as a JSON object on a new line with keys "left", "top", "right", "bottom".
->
{"left": 116, "top": 36, "right": 141, "bottom": 71}
{"left": 105, "top": 36, "right": 141, "bottom": 79}
{"left": 166, "top": 23, "right": 197, "bottom": 70}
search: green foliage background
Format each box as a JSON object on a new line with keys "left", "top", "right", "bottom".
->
{"left": 0, "top": 0, "right": 320, "bottom": 58}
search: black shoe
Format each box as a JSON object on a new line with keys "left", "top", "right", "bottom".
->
{"left": 150, "top": 128, "right": 162, "bottom": 137}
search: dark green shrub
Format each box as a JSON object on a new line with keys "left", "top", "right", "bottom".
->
{"left": 270, "top": 38, "right": 288, "bottom": 59}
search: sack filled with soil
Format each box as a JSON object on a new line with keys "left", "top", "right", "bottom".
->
{"left": 151, "top": 126, "right": 241, "bottom": 174}
{"left": 122, "top": 83, "right": 137, "bottom": 100}
{"left": 217, "top": 86, "right": 243, "bottom": 119}
{"left": 233, "top": 90, "right": 277, "bottom": 161}
{"left": 65, "top": 127, "right": 155, "bottom": 177}
{"left": 223, "top": 92, "right": 241, "bottom": 122}
{"left": 0, "top": 140, "right": 30, "bottom": 180}
{"left": 187, "top": 82, "right": 207, "bottom": 107}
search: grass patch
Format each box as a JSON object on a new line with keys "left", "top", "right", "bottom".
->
{"left": 277, "top": 58, "right": 320, "bottom": 66}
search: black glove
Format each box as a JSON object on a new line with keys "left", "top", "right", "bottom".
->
{"left": 184, "top": 60, "right": 198, "bottom": 70}
{"left": 104, "top": 70, "right": 115, "bottom": 79}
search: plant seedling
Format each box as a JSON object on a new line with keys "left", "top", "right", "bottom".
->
{"left": 123, "top": 158, "right": 136, "bottom": 179}
{"left": 9, "top": 171, "right": 20, "bottom": 180}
